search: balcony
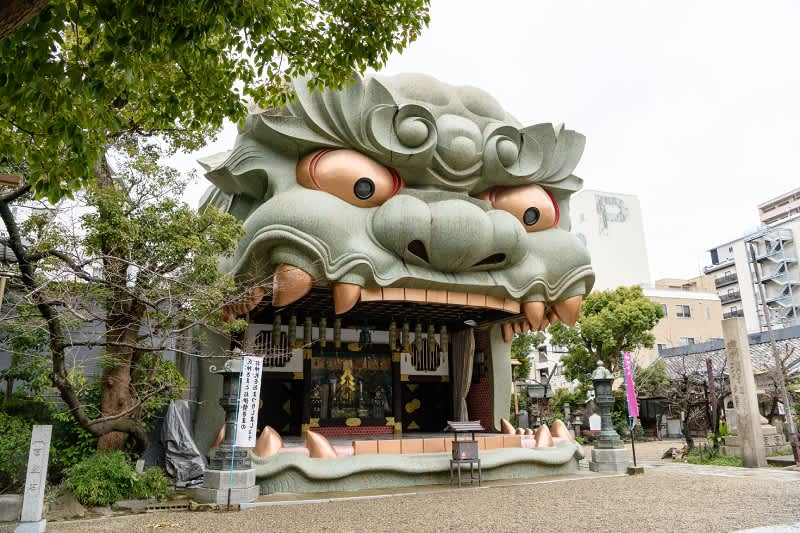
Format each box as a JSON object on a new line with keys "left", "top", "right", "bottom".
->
{"left": 723, "top": 309, "right": 745, "bottom": 319}
{"left": 720, "top": 291, "right": 741, "bottom": 304}
{"left": 715, "top": 273, "right": 738, "bottom": 288}
{"left": 703, "top": 257, "right": 735, "bottom": 275}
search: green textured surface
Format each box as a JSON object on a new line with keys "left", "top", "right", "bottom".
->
{"left": 251, "top": 443, "right": 584, "bottom": 494}
{"left": 489, "top": 324, "right": 512, "bottom": 431}
{"left": 193, "top": 326, "right": 230, "bottom": 454}
{"left": 199, "top": 72, "right": 594, "bottom": 304}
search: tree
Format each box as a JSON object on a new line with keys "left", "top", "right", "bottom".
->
{"left": 0, "top": 0, "right": 430, "bottom": 451}
{"left": 660, "top": 354, "right": 730, "bottom": 450}
{"left": 634, "top": 360, "right": 671, "bottom": 398}
{"left": 510, "top": 331, "right": 545, "bottom": 382}
{"left": 549, "top": 285, "right": 664, "bottom": 384}
{"left": 0, "top": 0, "right": 431, "bottom": 200}
{"left": 0, "top": 144, "right": 247, "bottom": 451}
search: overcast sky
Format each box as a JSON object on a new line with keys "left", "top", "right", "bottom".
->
{"left": 179, "top": 0, "right": 800, "bottom": 282}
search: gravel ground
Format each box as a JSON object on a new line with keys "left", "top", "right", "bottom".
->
{"left": 38, "top": 467, "right": 800, "bottom": 533}
{"left": 5, "top": 441, "right": 799, "bottom": 533}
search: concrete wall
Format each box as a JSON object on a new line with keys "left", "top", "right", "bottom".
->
{"left": 570, "top": 189, "right": 651, "bottom": 290}
{"left": 638, "top": 287, "right": 723, "bottom": 367}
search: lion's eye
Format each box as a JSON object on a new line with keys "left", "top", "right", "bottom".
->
{"left": 476, "top": 184, "right": 559, "bottom": 232}
{"left": 297, "top": 149, "right": 402, "bottom": 207}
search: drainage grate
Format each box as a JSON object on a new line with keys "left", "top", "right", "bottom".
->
{"left": 146, "top": 501, "right": 191, "bottom": 512}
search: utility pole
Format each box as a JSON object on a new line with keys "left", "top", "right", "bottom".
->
{"left": 749, "top": 242, "right": 800, "bottom": 464}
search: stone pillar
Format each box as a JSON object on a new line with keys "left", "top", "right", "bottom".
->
{"left": 722, "top": 317, "right": 766, "bottom": 468}
{"left": 15, "top": 425, "right": 51, "bottom": 533}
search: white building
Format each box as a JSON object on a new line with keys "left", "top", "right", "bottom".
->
{"left": 704, "top": 214, "right": 800, "bottom": 333}
{"left": 758, "top": 187, "right": 800, "bottom": 225}
{"left": 570, "top": 189, "right": 651, "bottom": 290}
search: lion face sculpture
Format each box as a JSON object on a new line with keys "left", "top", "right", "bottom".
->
{"left": 201, "top": 73, "right": 594, "bottom": 329}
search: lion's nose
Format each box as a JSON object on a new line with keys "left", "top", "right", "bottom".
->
{"left": 372, "top": 194, "right": 522, "bottom": 272}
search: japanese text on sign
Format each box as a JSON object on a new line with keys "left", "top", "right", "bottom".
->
{"left": 235, "top": 356, "right": 263, "bottom": 447}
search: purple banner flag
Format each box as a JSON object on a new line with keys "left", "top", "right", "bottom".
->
{"left": 622, "top": 352, "right": 639, "bottom": 418}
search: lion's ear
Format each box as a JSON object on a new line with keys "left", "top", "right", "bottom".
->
{"left": 198, "top": 142, "right": 271, "bottom": 201}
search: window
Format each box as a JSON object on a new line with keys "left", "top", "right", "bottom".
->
{"left": 728, "top": 246, "right": 733, "bottom": 253}
{"left": 730, "top": 306, "right": 738, "bottom": 313}
{"left": 657, "top": 343, "right": 666, "bottom": 352}
{"left": 661, "top": 304, "right": 668, "bottom": 318}
{"left": 676, "top": 304, "right": 691, "bottom": 318}
{"left": 679, "top": 337, "right": 695, "bottom": 346}
{"left": 727, "top": 288, "right": 735, "bottom": 295}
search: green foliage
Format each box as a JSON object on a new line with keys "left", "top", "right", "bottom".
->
{"left": 133, "top": 467, "right": 173, "bottom": 501}
{"left": 686, "top": 446, "right": 742, "bottom": 467}
{"left": 510, "top": 331, "right": 545, "bottom": 381}
{"left": 51, "top": 409, "right": 99, "bottom": 472}
{"left": 0, "top": 321, "right": 51, "bottom": 399}
{"left": 549, "top": 286, "right": 664, "bottom": 384}
{"left": 65, "top": 452, "right": 173, "bottom": 506}
{"left": 0, "top": 0, "right": 431, "bottom": 200}
{"left": 545, "top": 386, "right": 590, "bottom": 424}
{"left": 0, "top": 411, "right": 33, "bottom": 492}
{"left": 64, "top": 451, "right": 138, "bottom": 506}
{"left": 634, "top": 360, "right": 671, "bottom": 398}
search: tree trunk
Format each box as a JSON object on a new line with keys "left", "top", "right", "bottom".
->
{"left": 97, "top": 348, "right": 134, "bottom": 451}
{"left": 0, "top": 0, "right": 49, "bottom": 40}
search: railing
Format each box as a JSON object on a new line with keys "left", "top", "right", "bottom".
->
{"left": 723, "top": 309, "right": 744, "bottom": 319}
{"left": 720, "top": 291, "right": 741, "bottom": 304}
{"left": 714, "top": 273, "right": 738, "bottom": 288}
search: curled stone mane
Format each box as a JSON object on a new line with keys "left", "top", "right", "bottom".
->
{"left": 240, "top": 73, "right": 586, "bottom": 194}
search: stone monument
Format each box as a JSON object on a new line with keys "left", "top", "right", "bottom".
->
{"left": 195, "top": 358, "right": 260, "bottom": 504}
{"left": 588, "top": 361, "right": 629, "bottom": 473}
{"left": 15, "top": 425, "right": 51, "bottom": 533}
{"left": 721, "top": 415, "right": 791, "bottom": 458}
{"left": 722, "top": 317, "right": 766, "bottom": 467}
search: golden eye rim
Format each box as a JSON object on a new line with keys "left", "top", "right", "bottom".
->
{"left": 476, "top": 184, "right": 560, "bottom": 231}
{"left": 297, "top": 149, "right": 404, "bottom": 206}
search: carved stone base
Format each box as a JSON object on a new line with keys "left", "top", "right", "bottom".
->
{"left": 196, "top": 468, "right": 259, "bottom": 504}
{"left": 589, "top": 447, "right": 630, "bottom": 473}
{"left": 194, "top": 486, "right": 260, "bottom": 505}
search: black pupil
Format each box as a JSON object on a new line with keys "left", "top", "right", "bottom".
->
{"left": 523, "top": 207, "right": 540, "bottom": 226}
{"left": 354, "top": 177, "right": 375, "bottom": 200}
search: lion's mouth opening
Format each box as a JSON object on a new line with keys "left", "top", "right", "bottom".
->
{"left": 226, "top": 263, "right": 585, "bottom": 339}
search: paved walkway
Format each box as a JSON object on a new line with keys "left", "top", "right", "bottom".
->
{"left": 7, "top": 439, "right": 800, "bottom": 533}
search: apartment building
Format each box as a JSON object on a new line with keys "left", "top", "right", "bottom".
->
{"left": 758, "top": 187, "right": 800, "bottom": 225}
{"left": 636, "top": 282, "right": 723, "bottom": 368}
{"left": 704, "top": 215, "right": 800, "bottom": 333}
{"left": 570, "top": 189, "right": 651, "bottom": 290}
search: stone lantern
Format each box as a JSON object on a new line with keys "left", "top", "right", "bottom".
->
{"left": 591, "top": 360, "right": 623, "bottom": 449}
{"left": 196, "top": 356, "right": 260, "bottom": 504}
{"left": 588, "top": 360, "right": 629, "bottom": 473}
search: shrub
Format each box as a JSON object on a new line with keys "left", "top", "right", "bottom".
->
{"left": 64, "top": 452, "right": 138, "bottom": 506}
{"left": 686, "top": 446, "right": 742, "bottom": 467}
{"left": 0, "top": 412, "right": 33, "bottom": 492}
{"left": 64, "top": 452, "right": 173, "bottom": 506}
{"left": 134, "top": 467, "right": 173, "bottom": 501}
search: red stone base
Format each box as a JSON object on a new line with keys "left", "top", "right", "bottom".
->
{"left": 313, "top": 426, "right": 394, "bottom": 438}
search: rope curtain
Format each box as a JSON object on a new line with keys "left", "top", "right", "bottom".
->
{"left": 451, "top": 328, "right": 475, "bottom": 421}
